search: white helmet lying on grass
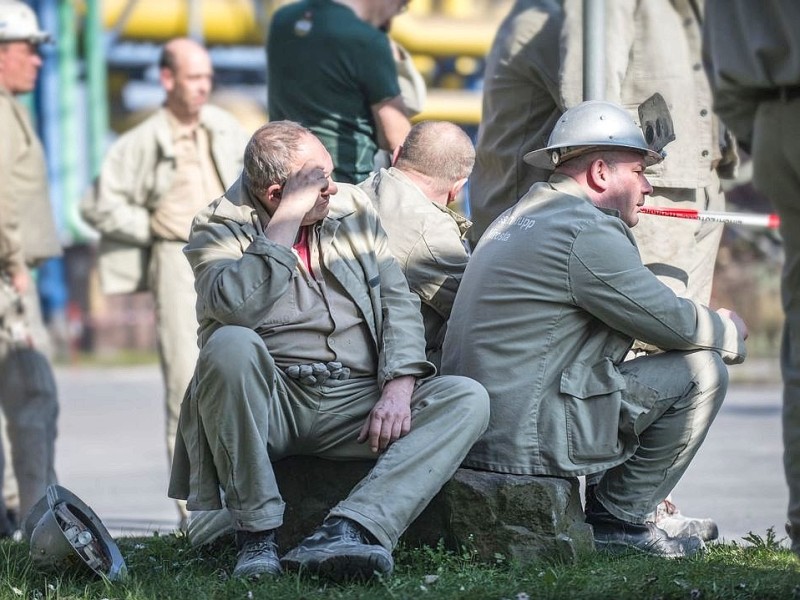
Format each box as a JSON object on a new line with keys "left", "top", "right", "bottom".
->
{"left": 24, "top": 485, "right": 127, "bottom": 581}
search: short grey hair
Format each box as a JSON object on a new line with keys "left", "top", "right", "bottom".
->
{"left": 394, "top": 121, "right": 475, "bottom": 191}
{"left": 243, "top": 121, "right": 313, "bottom": 197}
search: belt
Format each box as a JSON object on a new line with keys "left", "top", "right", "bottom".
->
{"left": 757, "top": 85, "right": 800, "bottom": 103}
{"left": 284, "top": 361, "right": 351, "bottom": 386}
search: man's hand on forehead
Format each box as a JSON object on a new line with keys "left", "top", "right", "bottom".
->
{"left": 283, "top": 160, "right": 330, "bottom": 198}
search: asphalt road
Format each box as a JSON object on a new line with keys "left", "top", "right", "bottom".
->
{"left": 51, "top": 363, "right": 788, "bottom": 547}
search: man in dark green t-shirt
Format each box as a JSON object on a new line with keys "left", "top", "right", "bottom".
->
{"left": 267, "top": 0, "right": 412, "bottom": 183}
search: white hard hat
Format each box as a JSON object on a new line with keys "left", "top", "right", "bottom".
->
{"left": 0, "top": 1, "right": 50, "bottom": 44}
{"left": 524, "top": 100, "right": 664, "bottom": 169}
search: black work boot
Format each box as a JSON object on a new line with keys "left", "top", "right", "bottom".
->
{"left": 584, "top": 487, "right": 705, "bottom": 558}
{"left": 5, "top": 508, "right": 18, "bottom": 532}
{"left": 281, "top": 517, "right": 394, "bottom": 582}
{"left": 0, "top": 506, "right": 13, "bottom": 539}
{"left": 233, "top": 529, "right": 282, "bottom": 579}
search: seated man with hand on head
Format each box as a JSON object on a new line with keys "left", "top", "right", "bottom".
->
{"left": 168, "top": 120, "right": 489, "bottom": 581}
{"left": 359, "top": 121, "right": 474, "bottom": 369}
{"left": 441, "top": 101, "right": 748, "bottom": 558}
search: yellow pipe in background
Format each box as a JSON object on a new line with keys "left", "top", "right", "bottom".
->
{"left": 102, "top": 0, "right": 502, "bottom": 56}
{"left": 390, "top": 14, "right": 497, "bottom": 57}
{"left": 103, "top": 0, "right": 262, "bottom": 44}
{"left": 408, "top": 0, "right": 433, "bottom": 16}
{"left": 100, "top": 0, "right": 506, "bottom": 126}
{"left": 441, "top": 0, "right": 472, "bottom": 18}
{"left": 413, "top": 89, "right": 482, "bottom": 126}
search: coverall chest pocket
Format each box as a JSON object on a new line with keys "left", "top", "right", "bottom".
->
{"left": 260, "top": 273, "right": 300, "bottom": 326}
{"left": 560, "top": 358, "right": 626, "bottom": 463}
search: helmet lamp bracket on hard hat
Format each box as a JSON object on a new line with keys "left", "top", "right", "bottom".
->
{"left": 637, "top": 92, "right": 675, "bottom": 156}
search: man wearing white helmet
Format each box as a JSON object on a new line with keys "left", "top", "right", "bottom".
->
{"left": 0, "top": 0, "right": 61, "bottom": 536}
{"left": 442, "top": 100, "right": 748, "bottom": 558}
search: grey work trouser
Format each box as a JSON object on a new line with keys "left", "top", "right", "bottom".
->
{"left": 192, "top": 326, "right": 490, "bottom": 550}
{"left": 594, "top": 350, "right": 728, "bottom": 524}
{"left": 750, "top": 96, "right": 800, "bottom": 554}
{"left": 0, "top": 274, "right": 59, "bottom": 522}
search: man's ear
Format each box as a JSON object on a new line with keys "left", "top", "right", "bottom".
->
{"left": 259, "top": 183, "right": 283, "bottom": 214}
{"left": 447, "top": 178, "right": 468, "bottom": 204}
{"left": 266, "top": 183, "right": 283, "bottom": 203}
{"left": 160, "top": 67, "right": 174, "bottom": 93}
{"left": 586, "top": 158, "right": 610, "bottom": 192}
{"left": 391, "top": 144, "right": 403, "bottom": 166}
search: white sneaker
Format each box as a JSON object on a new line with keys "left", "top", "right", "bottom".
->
{"left": 654, "top": 499, "right": 718, "bottom": 542}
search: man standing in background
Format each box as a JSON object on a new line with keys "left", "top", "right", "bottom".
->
{"left": 267, "top": 0, "right": 412, "bottom": 183}
{"left": 81, "top": 37, "right": 249, "bottom": 530}
{"left": 0, "top": 0, "right": 61, "bottom": 535}
{"left": 704, "top": 0, "right": 800, "bottom": 557}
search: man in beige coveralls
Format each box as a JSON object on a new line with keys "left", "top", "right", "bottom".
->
{"left": 359, "top": 121, "right": 474, "bottom": 368}
{"left": 0, "top": 0, "right": 61, "bottom": 536}
{"left": 81, "top": 38, "right": 248, "bottom": 528}
{"left": 443, "top": 101, "right": 748, "bottom": 557}
{"left": 168, "top": 121, "right": 489, "bottom": 580}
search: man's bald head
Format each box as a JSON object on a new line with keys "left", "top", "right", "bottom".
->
{"left": 159, "top": 37, "right": 208, "bottom": 72}
{"left": 393, "top": 121, "right": 475, "bottom": 197}
{"left": 159, "top": 37, "right": 213, "bottom": 123}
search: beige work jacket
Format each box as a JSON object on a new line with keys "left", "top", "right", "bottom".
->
{"left": 81, "top": 105, "right": 248, "bottom": 294}
{"left": 359, "top": 168, "right": 470, "bottom": 362}
{"left": 170, "top": 178, "right": 435, "bottom": 507}
{"left": 0, "top": 86, "right": 61, "bottom": 274}
{"left": 442, "top": 174, "right": 746, "bottom": 477}
{"left": 560, "top": 0, "right": 724, "bottom": 188}
{"left": 185, "top": 178, "right": 432, "bottom": 380}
